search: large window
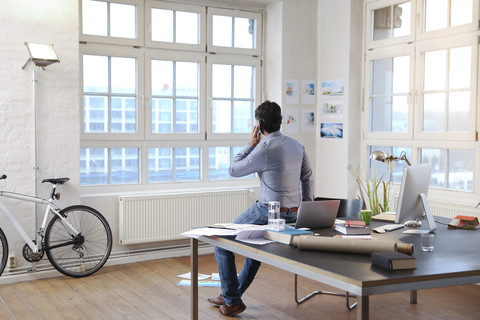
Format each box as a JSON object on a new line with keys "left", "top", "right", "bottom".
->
{"left": 80, "top": 0, "right": 262, "bottom": 186}
{"left": 83, "top": 55, "right": 137, "bottom": 134}
{"left": 364, "top": 0, "right": 478, "bottom": 196}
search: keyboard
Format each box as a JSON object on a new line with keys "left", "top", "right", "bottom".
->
{"left": 403, "top": 229, "right": 430, "bottom": 234}
{"left": 371, "top": 212, "right": 396, "bottom": 222}
{"left": 372, "top": 224, "right": 404, "bottom": 233}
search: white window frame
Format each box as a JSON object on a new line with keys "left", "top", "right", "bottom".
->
{"left": 80, "top": 44, "right": 145, "bottom": 141}
{"left": 416, "top": 0, "right": 479, "bottom": 41}
{"left": 366, "top": 0, "right": 415, "bottom": 50}
{"left": 145, "top": 49, "right": 206, "bottom": 141}
{"left": 362, "top": 0, "right": 479, "bottom": 201}
{"left": 79, "top": 0, "right": 144, "bottom": 47}
{"left": 414, "top": 34, "right": 478, "bottom": 142}
{"left": 363, "top": 45, "right": 415, "bottom": 141}
{"left": 145, "top": 0, "right": 206, "bottom": 52}
{"left": 206, "top": 54, "right": 262, "bottom": 141}
{"left": 207, "top": 7, "right": 262, "bottom": 56}
{"left": 80, "top": 0, "right": 263, "bottom": 188}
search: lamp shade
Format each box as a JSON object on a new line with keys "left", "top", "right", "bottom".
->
{"left": 370, "top": 150, "right": 388, "bottom": 163}
{"left": 24, "top": 42, "right": 60, "bottom": 68}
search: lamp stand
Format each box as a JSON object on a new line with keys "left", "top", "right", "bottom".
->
{"left": 31, "top": 68, "right": 40, "bottom": 274}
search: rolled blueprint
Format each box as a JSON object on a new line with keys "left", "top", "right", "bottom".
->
{"left": 396, "top": 242, "right": 414, "bottom": 256}
{"left": 292, "top": 236, "right": 397, "bottom": 255}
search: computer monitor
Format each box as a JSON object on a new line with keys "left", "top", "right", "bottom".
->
{"left": 395, "top": 164, "right": 434, "bottom": 226}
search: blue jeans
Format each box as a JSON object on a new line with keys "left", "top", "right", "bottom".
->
{"left": 214, "top": 201, "right": 297, "bottom": 306}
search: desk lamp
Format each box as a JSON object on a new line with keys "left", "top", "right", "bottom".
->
{"left": 369, "top": 150, "right": 412, "bottom": 212}
{"left": 370, "top": 150, "right": 411, "bottom": 166}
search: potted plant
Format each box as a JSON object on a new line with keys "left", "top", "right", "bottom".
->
{"left": 348, "top": 164, "right": 390, "bottom": 214}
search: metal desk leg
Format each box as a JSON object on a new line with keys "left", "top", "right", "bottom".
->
{"left": 191, "top": 238, "right": 198, "bottom": 320}
{"left": 410, "top": 290, "right": 417, "bottom": 304}
{"left": 294, "top": 274, "right": 357, "bottom": 310}
{"left": 357, "top": 295, "right": 369, "bottom": 320}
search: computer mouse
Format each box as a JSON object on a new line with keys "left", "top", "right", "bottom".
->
{"left": 404, "top": 220, "right": 422, "bottom": 227}
{"left": 373, "top": 228, "right": 386, "bottom": 234}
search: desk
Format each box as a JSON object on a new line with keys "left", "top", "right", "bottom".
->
{"left": 190, "top": 218, "right": 480, "bottom": 320}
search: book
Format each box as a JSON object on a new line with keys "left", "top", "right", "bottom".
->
{"left": 447, "top": 215, "right": 479, "bottom": 230}
{"left": 335, "top": 223, "right": 371, "bottom": 235}
{"left": 344, "top": 220, "right": 366, "bottom": 228}
{"left": 264, "top": 227, "right": 313, "bottom": 245}
{"left": 371, "top": 251, "right": 416, "bottom": 270}
{"left": 334, "top": 235, "right": 372, "bottom": 240}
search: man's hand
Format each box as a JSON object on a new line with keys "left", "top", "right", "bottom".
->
{"left": 249, "top": 124, "right": 262, "bottom": 147}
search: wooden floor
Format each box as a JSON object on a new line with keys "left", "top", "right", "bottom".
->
{"left": 0, "top": 253, "right": 479, "bottom": 320}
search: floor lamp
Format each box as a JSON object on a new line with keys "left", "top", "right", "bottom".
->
{"left": 21, "top": 42, "right": 59, "bottom": 263}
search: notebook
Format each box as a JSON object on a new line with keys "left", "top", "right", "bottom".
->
{"left": 294, "top": 200, "right": 340, "bottom": 229}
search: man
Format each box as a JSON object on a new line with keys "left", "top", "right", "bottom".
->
{"left": 208, "top": 100, "right": 314, "bottom": 316}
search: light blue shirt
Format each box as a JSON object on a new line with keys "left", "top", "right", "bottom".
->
{"left": 229, "top": 131, "right": 314, "bottom": 208}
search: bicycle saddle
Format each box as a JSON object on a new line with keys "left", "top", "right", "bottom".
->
{"left": 42, "top": 178, "right": 70, "bottom": 185}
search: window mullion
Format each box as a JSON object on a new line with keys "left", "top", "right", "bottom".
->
{"left": 173, "top": 10, "right": 177, "bottom": 43}
{"left": 231, "top": 65, "right": 234, "bottom": 133}
{"left": 231, "top": 17, "right": 235, "bottom": 48}
{"left": 445, "top": 48, "right": 450, "bottom": 132}
{"left": 108, "top": 56, "right": 112, "bottom": 133}
{"left": 107, "top": 2, "right": 111, "bottom": 36}
{"left": 107, "top": 148, "right": 112, "bottom": 184}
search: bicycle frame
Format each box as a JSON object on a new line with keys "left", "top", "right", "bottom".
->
{"left": 0, "top": 190, "right": 80, "bottom": 254}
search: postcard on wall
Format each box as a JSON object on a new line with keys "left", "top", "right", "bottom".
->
{"left": 301, "top": 80, "right": 316, "bottom": 105}
{"left": 285, "top": 79, "right": 299, "bottom": 105}
{"left": 284, "top": 108, "right": 299, "bottom": 134}
{"left": 321, "top": 79, "right": 344, "bottom": 96}
{"left": 320, "top": 100, "right": 343, "bottom": 119}
{"left": 302, "top": 109, "right": 315, "bottom": 133}
{"left": 320, "top": 122, "right": 343, "bottom": 139}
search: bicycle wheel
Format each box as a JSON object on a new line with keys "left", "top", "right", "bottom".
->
{"left": 45, "top": 205, "right": 112, "bottom": 278}
{"left": 0, "top": 228, "right": 8, "bottom": 276}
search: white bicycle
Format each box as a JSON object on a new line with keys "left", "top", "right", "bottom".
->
{"left": 0, "top": 174, "right": 112, "bottom": 277}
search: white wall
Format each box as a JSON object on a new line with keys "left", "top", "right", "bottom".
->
{"left": 264, "top": 1, "right": 283, "bottom": 102}
{"left": 315, "top": 0, "right": 363, "bottom": 199}
{"left": 265, "top": 0, "right": 318, "bottom": 179}
{"left": 0, "top": 0, "right": 80, "bottom": 268}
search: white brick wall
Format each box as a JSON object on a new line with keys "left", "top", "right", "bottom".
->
{"left": 0, "top": 0, "right": 79, "bottom": 268}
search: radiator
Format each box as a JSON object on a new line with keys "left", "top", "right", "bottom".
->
{"left": 393, "top": 197, "right": 480, "bottom": 219}
{"left": 429, "top": 201, "right": 480, "bottom": 219}
{"left": 119, "top": 189, "right": 250, "bottom": 245}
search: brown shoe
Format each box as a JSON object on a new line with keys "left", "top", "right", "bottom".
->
{"left": 219, "top": 302, "right": 246, "bottom": 316}
{"left": 207, "top": 294, "right": 224, "bottom": 306}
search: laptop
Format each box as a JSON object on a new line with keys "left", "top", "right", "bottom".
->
{"left": 294, "top": 200, "right": 340, "bottom": 229}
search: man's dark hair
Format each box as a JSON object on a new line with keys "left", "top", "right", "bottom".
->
{"left": 255, "top": 100, "right": 282, "bottom": 133}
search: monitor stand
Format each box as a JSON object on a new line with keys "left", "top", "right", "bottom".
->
{"left": 402, "top": 193, "right": 437, "bottom": 234}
